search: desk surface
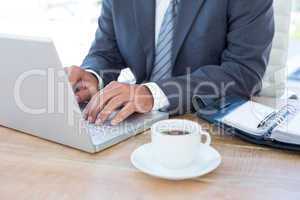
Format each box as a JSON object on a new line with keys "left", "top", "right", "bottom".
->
{"left": 1, "top": 99, "right": 300, "bottom": 200}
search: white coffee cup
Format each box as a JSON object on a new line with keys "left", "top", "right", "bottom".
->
{"left": 151, "top": 119, "right": 211, "bottom": 169}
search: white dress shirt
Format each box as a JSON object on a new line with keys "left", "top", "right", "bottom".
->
{"left": 86, "top": 0, "right": 171, "bottom": 111}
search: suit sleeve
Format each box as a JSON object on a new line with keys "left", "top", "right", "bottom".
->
{"left": 81, "top": 0, "right": 125, "bottom": 86}
{"left": 155, "top": 0, "right": 275, "bottom": 115}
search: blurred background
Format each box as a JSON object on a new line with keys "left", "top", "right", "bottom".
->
{"left": 0, "top": 0, "right": 102, "bottom": 66}
{"left": 289, "top": 0, "right": 300, "bottom": 76}
{"left": 0, "top": 0, "right": 299, "bottom": 75}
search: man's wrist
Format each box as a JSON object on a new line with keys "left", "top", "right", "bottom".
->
{"left": 141, "top": 85, "right": 155, "bottom": 111}
{"left": 143, "top": 82, "right": 170, "bottom": 111}
{"left": 85, "top": 69, "right": 104, "bottom": 90}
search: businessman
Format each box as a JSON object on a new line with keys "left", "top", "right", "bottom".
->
{"left": 67, "top": 0, "right": 274, "bottom": 125}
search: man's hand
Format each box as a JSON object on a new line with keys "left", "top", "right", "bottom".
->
{"left": 83, "top": 81, "right": 154, "bottom": 125}
{"left": 65, "top": 66, "right": 99, "bottom": 103}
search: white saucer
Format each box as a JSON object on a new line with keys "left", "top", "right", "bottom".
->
{"left": 131, "top": 143, "right": 222, "bottom": 180}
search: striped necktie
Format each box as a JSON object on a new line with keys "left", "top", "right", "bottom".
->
{"left": 150, "top": 0, "right": 179, "bottom": 81}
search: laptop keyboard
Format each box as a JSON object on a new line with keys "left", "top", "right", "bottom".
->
{"left": 82, "top": 111, "right": 168, "bottom": 147}
{"left": 83, "top": 112, "right": 142, "bottom": 145}
{"left": 86, "top": 122, "right": 125, "bottom": 144}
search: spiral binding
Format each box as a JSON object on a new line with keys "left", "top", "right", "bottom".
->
{"left": 261, "top": 104, "right": 298, "bottom": 140}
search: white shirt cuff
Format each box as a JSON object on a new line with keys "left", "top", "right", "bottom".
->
{"left": 85, "top": 69, "right": 104, "bottom": 89}
{"left": 143, "top": 82, "right": 170, "bottom": 111}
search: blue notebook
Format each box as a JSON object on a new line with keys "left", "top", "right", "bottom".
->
{"left": 193, "top": 96, "right": 300, "bottom": 151}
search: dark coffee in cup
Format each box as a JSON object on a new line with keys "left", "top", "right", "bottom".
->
{"left": 161, "top": 130, "right": 191, "bottom": 135}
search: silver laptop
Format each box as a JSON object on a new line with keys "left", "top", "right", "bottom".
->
{"left": 0, "top": 34, "right": 169, "bottom": 153}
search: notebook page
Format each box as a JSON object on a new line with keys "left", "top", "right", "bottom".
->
{"left": 274, "top": 113, "right": 300, "bottom": 138}
{"left": 222, "top": 101, "right": 275, "bottom": 136}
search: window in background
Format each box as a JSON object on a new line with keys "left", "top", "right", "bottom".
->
{"left": 0, "top": 0, "right": 102, "bottom": 66}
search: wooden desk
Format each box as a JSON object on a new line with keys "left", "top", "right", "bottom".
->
{"left": 1, "top": 102, "right": 300, "bottom": 199}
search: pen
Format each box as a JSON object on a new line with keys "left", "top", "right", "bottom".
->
{"left": 257, "top": 111, "right": 276, "bottom": 128}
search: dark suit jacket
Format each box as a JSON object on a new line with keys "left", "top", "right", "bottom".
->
{"left": 82, "top": 0, "right": 274, "bottom": 115}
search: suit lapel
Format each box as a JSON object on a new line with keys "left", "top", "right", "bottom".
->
{"left": 172, "top": 0, "right": 206, "bottom": 66}
{"left": 133, "top": 0, "right": 156, "bottom": 80}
